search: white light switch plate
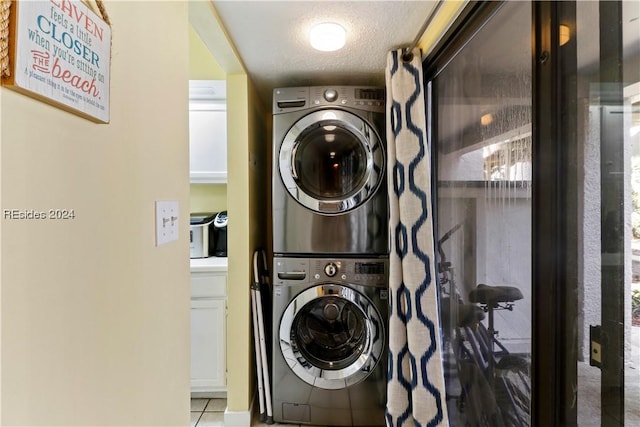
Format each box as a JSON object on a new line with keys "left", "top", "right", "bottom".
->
{"left": 155, "top": 200, "right": 179, "bottom": 246}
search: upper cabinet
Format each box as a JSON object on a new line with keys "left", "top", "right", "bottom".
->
{"left": 189, "top": 80, "right": 227, "bottom": 184}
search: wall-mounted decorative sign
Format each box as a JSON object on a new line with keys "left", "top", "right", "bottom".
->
{"left": 2, "top": 0, "right": 111, "bottom": 123}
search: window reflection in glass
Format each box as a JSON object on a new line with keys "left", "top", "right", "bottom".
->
{"left": 432, "top": 2, "right": 532, "bottom": 425}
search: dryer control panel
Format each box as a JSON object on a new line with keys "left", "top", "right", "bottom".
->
{"left": 273, "top": 257, "right": 388, "bottom": 286}
{"left": 273, "top": 86, "right": 385, "bottom": 114}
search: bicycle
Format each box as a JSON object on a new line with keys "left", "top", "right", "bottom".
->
{"left": 437, "top": 224, "right": 531, "bottom": 427}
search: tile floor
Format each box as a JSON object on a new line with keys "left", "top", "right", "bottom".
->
{"left": 190, "top": 398, "right": 226, "bottom": 427}
{"left": 190, "top": 398, "right": 299, "bottom": 427}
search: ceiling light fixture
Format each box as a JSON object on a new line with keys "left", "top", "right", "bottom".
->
{"left": 481, "top": 113, "right": 494, "bottom": 126}
{"left": 309, "top": 22, "right": 346, "bottom": 52}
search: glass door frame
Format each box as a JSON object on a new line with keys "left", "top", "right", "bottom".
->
{"left": 420, "top": 1, "right": 630, "bottom": 425}
{"left": 531, "top": 3, "right": 629, "bottom": 426}
{"left": 530, "top": 3, "right": 580, "bottom": 425}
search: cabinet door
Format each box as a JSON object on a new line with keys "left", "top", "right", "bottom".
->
{"left": 191, "top": 298, "right": 226, "bottom": 392}
{"left": 189, "top": 102, "right": 227, "bottom": 183}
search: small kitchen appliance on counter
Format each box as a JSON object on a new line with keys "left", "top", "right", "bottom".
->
{"left": 190, "top": 212, "right": 217, "bottom": 258}
{"left": 213, "top": 211, "right": 228, "bottom": 257}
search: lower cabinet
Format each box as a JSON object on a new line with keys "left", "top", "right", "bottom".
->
{"left": 190, "top": 269, "right": 227, "bottom": 395}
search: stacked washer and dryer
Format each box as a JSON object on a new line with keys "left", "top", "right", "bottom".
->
{"left": 271, "top": 86, "right": 389, "bottom": 426}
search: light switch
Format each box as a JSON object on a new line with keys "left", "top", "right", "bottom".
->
{"left": 155, "top": 200, "right": 179, "bottom": 246}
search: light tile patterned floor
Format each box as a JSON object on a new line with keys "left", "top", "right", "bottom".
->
{"left": 190, "top": 398, "right": 226, "bottom": 427}
{"left": 190, "top": 398, "right": 301, "bottom": 427}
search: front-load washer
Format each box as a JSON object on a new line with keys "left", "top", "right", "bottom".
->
{"left": 272, "top": 256, "right": 389, "bottom": 426}
{"left": 272, "top": 86, "right": 388, "bottom": 256}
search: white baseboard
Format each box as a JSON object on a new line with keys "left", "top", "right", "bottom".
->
{"left": 224, "top": 408, "right": 253, "bottom": 426}
{"left": 223, "top": 388, "right": 259, "bottom": 426}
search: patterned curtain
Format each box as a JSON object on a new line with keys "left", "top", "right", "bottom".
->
{"left": 385, "top": 48, "right": 448, "bottom": 427}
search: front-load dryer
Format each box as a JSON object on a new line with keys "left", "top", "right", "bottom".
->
{"left": 272, "top": 86, "right": 388, "bottom": 256}
{"left": 272, "top": 256, "right": 389, "bottom": 426}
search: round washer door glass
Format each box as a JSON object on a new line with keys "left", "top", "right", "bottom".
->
{"left": 279, "top": 284, "right": 384, "bottom": 390}
{"left": 279, "top": 109, "right": 384, "bottom": 214}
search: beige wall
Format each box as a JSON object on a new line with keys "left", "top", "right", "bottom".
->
{"left": 1, "top": 2, "right": 190, "bottom": 425}
{"left": 190, "top": 25, "right": 226, "bottom": 81}
{"left": 417, "top": 0, "right": 468, "bottom": 57}
{"left": 226, "top": 72, "right": 269, "bottom": 414}
{"left": 226, "top": 74, "right": 252, "bottom": 412}
{"left": 190, "top": 184, "right": 227, "bottom": 214}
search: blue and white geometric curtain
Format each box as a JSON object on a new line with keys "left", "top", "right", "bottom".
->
{"left": 385, "top": 48, "right": 448, "bottom": 427}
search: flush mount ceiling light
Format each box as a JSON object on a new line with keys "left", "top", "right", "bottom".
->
{"left": 481, "top": 113, "right": 494, "bottom": 126}
{"left": 309, "top": 22, "right": 346, "bottom": 52}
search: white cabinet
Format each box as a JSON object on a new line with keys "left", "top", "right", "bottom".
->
{"left": 190, "top": 266, "right": 227, "bottom": 395}
{"left": 191, "top": 298, "right": 225, "bottom": 392}
{"left": 189, "top": 80, "right": 227, "bottom": 184}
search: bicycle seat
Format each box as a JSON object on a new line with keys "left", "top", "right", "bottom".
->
{"left": 468, "top": 284, "right": 523, "bottom": 304}
{"left": 457, "top": 304, "right": 486, "bottom": 327}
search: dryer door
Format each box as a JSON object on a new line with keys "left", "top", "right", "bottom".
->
{"left": 279, "top": 109, "right": 384, "bottom": 214}
{"left": 279, "top": 283, "right": 384, "bottom": 390}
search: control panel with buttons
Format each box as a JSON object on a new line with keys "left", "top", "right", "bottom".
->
{"left": 273, "top": 86, "right": 385, "bottom": 114}
{"left": 273, "top": 257, "right": 388, "bottom": 287}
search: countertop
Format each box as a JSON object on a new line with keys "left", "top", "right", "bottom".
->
{"left": 190, "top": 256, "right": 228, "bottom": 272}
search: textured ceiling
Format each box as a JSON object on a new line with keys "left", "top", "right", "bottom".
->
{"left": 211, "top": 1, "right": 438, "bottom": 106}
{"left": 209, "top": 1, "right": 640, "bottom": 109}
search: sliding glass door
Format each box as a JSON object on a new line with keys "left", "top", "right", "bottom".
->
{"left": 570, "top": 2, "right": 640, "bottom": 425}
{"left": 426, "top": 1, "right": 639, "bottom": 425}
{"left": 427, "top": 3, "right": 532, "bottom": 426}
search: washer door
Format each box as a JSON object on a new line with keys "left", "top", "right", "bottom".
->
{"left": 279, "top": 284, "right": 384, "bottom": 390}
{"left": 279, "top": 109, "right": 384, "bottom": 214}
